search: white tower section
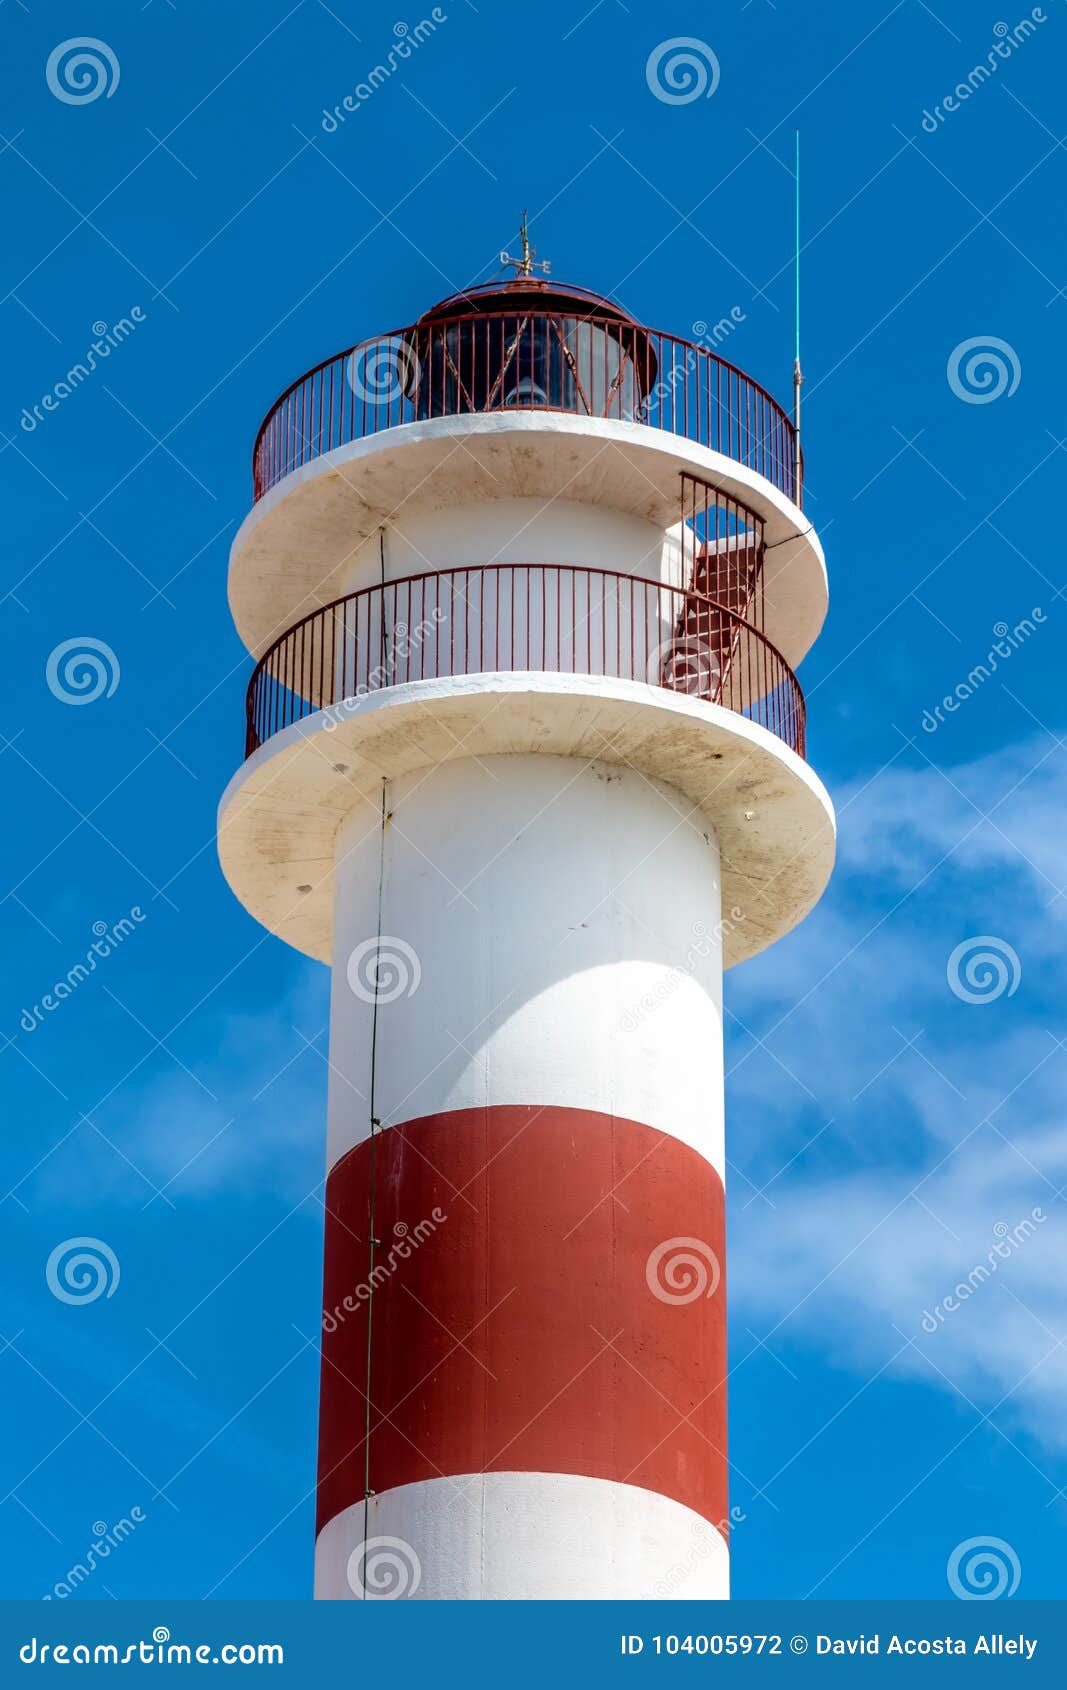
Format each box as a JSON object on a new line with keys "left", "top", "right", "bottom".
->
{"left": 218, "top": 276, "right": 834, "bottom": 1600}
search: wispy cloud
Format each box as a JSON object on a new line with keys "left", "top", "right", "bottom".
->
{"left": 727, "top": 734, "right": 1067, "bottom": 1450}
{"left": 33, "top": 963, "right": 331, "bottom": 1211}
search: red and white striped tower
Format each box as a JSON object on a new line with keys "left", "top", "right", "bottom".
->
{"left": 219, "top": 251, "right": 834, "bottom": 1600}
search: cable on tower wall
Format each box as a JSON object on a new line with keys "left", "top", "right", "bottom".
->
{"left": 360, "top": 779, "right": 389, "bottom": 1593}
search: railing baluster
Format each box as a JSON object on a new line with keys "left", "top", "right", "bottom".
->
{"left": 249, "top": 311, "right": 800, "bottom": 509}
{"left": 245, "top": 394, "right": 808, "bottom": 757}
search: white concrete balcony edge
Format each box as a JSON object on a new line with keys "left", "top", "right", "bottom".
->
{"left": 217, "top": 671, "right": 835, "bottom": 970}
{"left": 228, "top": 411, "right": 828, "bottom": 670}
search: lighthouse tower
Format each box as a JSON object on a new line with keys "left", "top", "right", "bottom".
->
{"left": 218, "top": 231, "right": 834, "bottom": 1601}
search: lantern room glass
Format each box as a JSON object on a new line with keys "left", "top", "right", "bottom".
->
{"left": 409, "top": 313, "right": 644, "bottom": 423}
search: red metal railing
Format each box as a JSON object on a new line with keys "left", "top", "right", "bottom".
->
{"left": 244, "top": 564, "right": 805, "bottom": 761}
{"left": 251, "top": 311, "right": 800, "bottom": 505}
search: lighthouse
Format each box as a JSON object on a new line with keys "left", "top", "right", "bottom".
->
{"left": 218, "top": 227, "right": 834, "bottom": 1600}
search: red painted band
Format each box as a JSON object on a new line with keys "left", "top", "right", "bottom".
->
{"left": 316, "top": 1106, "right": 727, "bottom": 1538}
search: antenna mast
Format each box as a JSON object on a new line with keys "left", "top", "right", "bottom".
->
{"left": 793, "top": 130, "right": 803, "bottom": 499}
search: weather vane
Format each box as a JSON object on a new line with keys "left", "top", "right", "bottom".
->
{"left": 500, "top": 210, "right": 550, "bottom": 278}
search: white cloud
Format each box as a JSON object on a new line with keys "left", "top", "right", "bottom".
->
{"left": 726, "top": 734, "right": 1067, "bottom": 1451}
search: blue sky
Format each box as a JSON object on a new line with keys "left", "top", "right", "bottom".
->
{"left": 1, "top": 0, "right": 1065, "bottom": 1603}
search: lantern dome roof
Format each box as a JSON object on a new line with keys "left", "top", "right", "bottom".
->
{"left": 416, "top": 276, "right": 643, "bottom": 329}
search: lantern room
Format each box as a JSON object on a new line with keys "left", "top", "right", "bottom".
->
{"left": 404, "top": 272, "right": 656, "bottom": 422}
